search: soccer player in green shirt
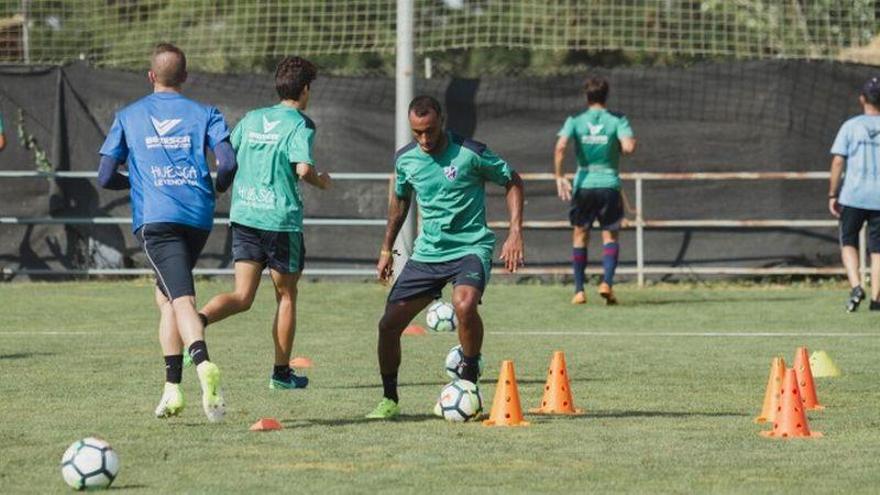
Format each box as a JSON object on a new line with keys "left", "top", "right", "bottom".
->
{"left": 554, "top": 76, "right": 636, "bottom": 306}
{"left": 0, "top": 111, "right": 6, "bottom": 151}
{"left": 198, "top": 56, "right": 331, "bottom": 389}
{"left": 366, "top": 96, "right": 525, "bottom": 419}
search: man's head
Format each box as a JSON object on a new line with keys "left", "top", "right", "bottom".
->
{"left": 408, "top": 95, "right": 445, "bottom": 154}
{"left": 276, "top": 56, "right": 317, "bottom": 108}
{"left": 149, "top": 43, "right": 187, "bottom": 89}
{"left": 861, "top": 77, "right": 880, "bottom": 110}
{"left": 583, "top": 76, "right": 609, "bottom": 106}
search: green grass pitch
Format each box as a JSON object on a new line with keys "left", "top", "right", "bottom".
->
{"left": 2, "top": 280, "right": 879, "bottom": 493}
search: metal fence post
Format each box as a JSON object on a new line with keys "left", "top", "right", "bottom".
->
{"left": 635, "top": 177, "right": 645, "bottom": 287}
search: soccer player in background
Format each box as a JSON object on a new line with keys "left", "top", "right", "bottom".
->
{"left": 197, "top": 56, "right": 331, "bottom": 389}
{"left": 366, "top": 96, "right": 524, "bottom": 419}
{"left": 97, "top": 43, "right": 236, "bottom": 422}
{"left": 828, "top": 77, "right": 880, "bottom": 312}
{"left": 554, "top": 76, "right": 636, "bottom": 306}
{"left": 0, "top": 111, "right": 6, "bottom": 151}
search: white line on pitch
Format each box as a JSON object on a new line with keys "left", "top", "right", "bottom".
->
{"left": 490, "top": 331, "right": 876, "bottom": 337}
{"left": 0, "top": 331, "right": 101, "bottom": 336}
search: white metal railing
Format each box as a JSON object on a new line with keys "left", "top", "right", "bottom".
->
{"left": 0, "top": 170, "right": 853, "bottom": 285}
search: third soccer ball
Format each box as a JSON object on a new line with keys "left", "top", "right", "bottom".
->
{"left": 60, "top": 437, "right": 119, "bottom": 490}
{"left": 436, "top": 379, "right": 483, "bottom": 422}
{"left": 444, "top": 344, "right": 484, "bottom": 380}
{"left": 426, "top": 301, "right": 457, "bottom": 332}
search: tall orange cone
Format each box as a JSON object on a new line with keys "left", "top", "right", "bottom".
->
{"left": 754, "top": 356, "right": 785, "bottom": 424}
{"left": 761, "top": 368, "right": 822, "bottom": 439}
{"left": 483, "top": 360, "right": 530, "bottom": 427}
{"left": 793, "top": 346, "right": 824, "bottom": 410}
{"left": 530, "top": 351, "right": 584, "bottom": 415}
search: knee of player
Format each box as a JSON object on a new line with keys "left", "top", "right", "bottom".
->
{"left": 453, "top": 296, "right": 479, "bottom": 319}
{"left": 235, "top": 292, "right": 256, "bottom": 310}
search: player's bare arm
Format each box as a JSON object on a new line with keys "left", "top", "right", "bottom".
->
{"left": 500, "top": 171, "right": 525, "bottom": 273}
{"left": 296, "top": 162, "right": 331, "bottom": 189}
{"left": 620, "top": 136, "right": 637, "bottom": 155}
{"left": 828, "top": 155, "right": 844, "bottom": 218}
{"left": 0, "top": 132, "right": 6, "bottom": 151}
{"left": 377, "top": 189, "right": 411, "bottom": 282}
{"left": 553, "top": 136, "right": 572, "bottom": 201}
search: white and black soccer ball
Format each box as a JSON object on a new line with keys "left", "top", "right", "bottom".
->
{"left": 60, "top": 437, "right": 119, "bottom": 490}
{"left": 426, "top": 301, "right": 457, "bottom": 332}
{"left": 436, "top": 379, "right": 483, "bottom": 422}
{"left": 444, "top": 344, "right": 484, "bottom": 380}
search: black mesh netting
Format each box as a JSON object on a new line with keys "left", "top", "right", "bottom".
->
{"left": 0, "top": 60, "right": 874, "bottom": 280}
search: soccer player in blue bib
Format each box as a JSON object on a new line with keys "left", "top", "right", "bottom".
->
{"left": 97, "top": 43, "right": 237, "bottom": 422}
{"left": 829, "top": 77, "right": 880, "bottom": 312}
{"left": 554, "top": 76, "right": 636, "bottom": 306}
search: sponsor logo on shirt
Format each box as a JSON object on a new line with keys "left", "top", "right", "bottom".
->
{"left": 868, "top": 128, "right": 880, "bottom": 140}
{"left": 150, "top": 165, "right": 199, "bottom": 187}
{"left": 443, "top": 165, "right": 457, "bottom": 181}
{"left": 146, "top": 116, "right": 191, "bottom": 149}
{"left": 263, "top": 115, "right": 281, "bottom": 133}
{"left": 236, "top": 185, "right": 277, "bottom": 210}
{"left": 582, "top": 123, "right": 609, "bottom": 145}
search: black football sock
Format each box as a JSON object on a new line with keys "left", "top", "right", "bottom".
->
{"left": 164, "top": 355, "right": 183, "bottom": 384}
{"left": 460, "top": 354, "right": 481, "bottom": 383}
{"left": 381, "top": 373, "right": 399, "bottom": 403}
{"left": 188, "top": 340, "right": 210, "bottom": 366}
{"left": 273, "top": 365, "right": 292, "bottom": 381}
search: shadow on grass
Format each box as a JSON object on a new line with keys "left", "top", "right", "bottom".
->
{"left": 630, "top": 296, "right": 807, "bottom": 306}
{"left": 110, "top": 484, "right": 149, "bottom": 490}
{"left": 581, "top": 410, "right": 748, "bottom": 419}
{"left": 0, "top": 352, "right": 56, "bottom": 360}
{"left": 279, "top": 414, "right": 437, "bottom": 429}
{"left": 324, "top": 377, "right": 599, "bottom": 390}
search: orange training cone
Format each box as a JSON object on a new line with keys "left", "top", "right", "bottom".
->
{"left": 761, "top": 368, "right": 822, "bottom": 439}
{"left": 793, "top": 346, "right": 824, "bottom": 410}
{"left": 755, "top": 356, "right": 786, "bottom": 424}
{"left": 483, "top": 360, "right": 530, "bottom": 427}
{"left": 403, "top": 325, "right": 427, "bottom": 336}
{"left": 530, "top": 351, "right": 584, "bottom": 415}
{"left": 249, "top": 418, "right": 283, "bottom": 431}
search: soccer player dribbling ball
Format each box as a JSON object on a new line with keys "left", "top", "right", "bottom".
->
{"left": 97, "top": 43, "right": 237, "bottom": 422}
{"left": 366, "top": 96, "right": 525, "bottom": 420}
{"left": 554, "top": 76, "right": 636, "bottom": 306}
{"left": 198, "top": 56, "right": 331, "bottom": 389}
{"left": 829, "top": 77, "right": 880, "bottom": 312}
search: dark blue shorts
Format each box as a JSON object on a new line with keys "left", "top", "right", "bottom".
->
{"left": 387, "top": 254, "right": 487, "bottom": 303}
{"left": 839, "top": 205, "right": 880, "bottom": 252}
{"left": 231, "top": 223, "right": 305, "bottom": 274}
{"left": 570, "top": 187, "right": 623, "bottom": 230}
{"left": 136, "top": 222, "right": 210, "bottom": 300}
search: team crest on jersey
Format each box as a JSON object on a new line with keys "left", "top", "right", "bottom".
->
{"left": 150, "top": 117, "right": 181, "bottom": 136}
{"left": 262, "top": 115, "right": 281, "bottom": 133}
{"left": 443, "top": 165, "right": 458, "bottom": 181}
{"left": 587, "top": 123, "right": 604, "bottom": 135}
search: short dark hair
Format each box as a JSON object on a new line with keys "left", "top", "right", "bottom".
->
{"left": 275, "top": 56, "right": 317, "bottom": 101}
{"left": 862, "top": 77, "right": 880, "bottom": 107}
{"left": 583, "top": 76, "right": 609, "bottom": 105}
{"left": 408, "top": 95, "right": 442, "bottom": 118}
{"left": 151, "top": 43, "right": 187, "bottom": 87}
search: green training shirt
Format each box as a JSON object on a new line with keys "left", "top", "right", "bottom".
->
{"left": 558, "top": 108, "right": 633, "bottom": 191}
{"left": 0, "top": 112, "right": 4, "bottom": 133}
{"left": 229, "top": 104, "right": 315, "bottom": 232}
{"left": 394, "top": 132, "right": 514, "bottom": 271}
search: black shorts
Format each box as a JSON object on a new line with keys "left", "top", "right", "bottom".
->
{"left": 839, "top": 205, "right": 880, "bottom": 252}
{"left": 231, "top": 223, "right": 305, "bottom": 274}
{"left": 569, "top": 187, "right": 623, "bottom": 230}
{"left": 137, "top": 222, "right": 210, "bottom": 300}
{"left": 387, "top": 254, "right": 486, "bottom": 303}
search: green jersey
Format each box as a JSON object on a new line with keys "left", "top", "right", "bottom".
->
{"left": 394, "top": 132, "right": 514, "bottom": 271}
{"left": 558, "top": 108, "right": 633, "bottom": 191}
{"left": 229, "top": 104, "right": 315, "bottom": 232}
{"left": 0, "top": 112, "right": 4, "bottom": 133}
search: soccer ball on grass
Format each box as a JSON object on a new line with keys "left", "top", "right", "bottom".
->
{"left": 435, "top": 379, "right": 483, "bottom": 422}
{"left": 60, "top": 437, "right": 119, "bottom": 490}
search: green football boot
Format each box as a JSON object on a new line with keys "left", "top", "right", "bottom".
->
{"left": 196, "top": 361, "right": 226, "bottom": 423}
{"left": 154, "top": 382, "right": 185, "bottom": 418}
{"left": 365, "top": 398, "right": 400, "bottom": 420}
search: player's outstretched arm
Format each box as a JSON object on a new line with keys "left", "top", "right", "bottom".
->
{"left": 97, "top": 154, "right": 130, "bottom": 190}
{"left": 377, "top": 189, "right": 411, "bottom": 282}
{"left": 553, "top": 136, "right": 572, "bottom": 201}
{"left": 620, "top": 137, "right": 637, "bottom": 155}
{"left": 296, "top": 162, "right": 331, "bottom": 190}
{"left": 500, "top": 171, "right": 525, "bottom": 273}
{"left": 828, "top": 155, "right": 845, "bottom": 218}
